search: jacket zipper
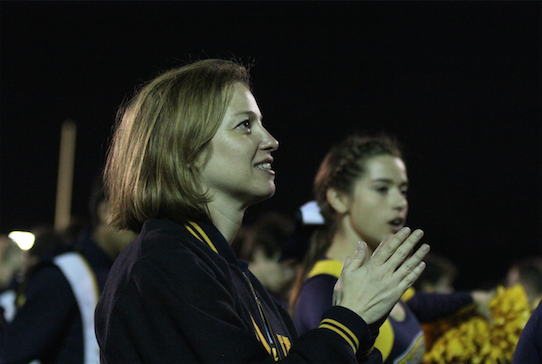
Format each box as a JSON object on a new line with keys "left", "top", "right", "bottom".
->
{"left": 243, "top": 272, "right": 285, "bottom": 360}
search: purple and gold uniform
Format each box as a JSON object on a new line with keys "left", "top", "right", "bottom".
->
{"left": 294, "top": 258, "right": 473, "bottom": 364}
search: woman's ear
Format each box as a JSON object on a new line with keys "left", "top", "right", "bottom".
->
{"left": 326, "top": 188, "right": 351, "bottom": 214}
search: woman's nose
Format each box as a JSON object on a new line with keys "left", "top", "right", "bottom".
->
{"left": 260, "top": 128, "right": 279, "bottom": 152}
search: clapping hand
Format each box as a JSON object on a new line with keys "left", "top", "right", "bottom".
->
{"left": 333, "top": 227, "right": 429, "bottom": 329}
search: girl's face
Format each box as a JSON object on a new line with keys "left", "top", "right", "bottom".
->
{"left": 200, "top": 83, "right": 279, "bottom": 209}
{"left": 344, "top": 155, "right": 408, "bottom": 250}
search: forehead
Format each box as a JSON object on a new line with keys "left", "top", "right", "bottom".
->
{"left": 361, "top": 155, "right": 407, "bottom": 181}
{"left": 223, "top": 83, "right": 261, "bottom": 120}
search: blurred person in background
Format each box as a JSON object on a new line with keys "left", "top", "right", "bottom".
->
{"left": 0, "top": 235, "right": 24, "bottom": 291}
{"left": 506, "top": 256, "right": 542, "bottom": 310}
{"left": 288, "top": 134, "right": 492, "bottom": 364}
{"left": 235, "top": 211, "right": 295, "bottom": 309}
{"left": 412, "top": 252, "right": 458, "bottom": 294}
{"left": 0, "top": 235, "right": 25, "bottom": 330}
{"left": 0, "top": 176, "right": 136, "bottom": 364}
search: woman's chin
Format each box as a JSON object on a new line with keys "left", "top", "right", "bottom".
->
{"left": 249, "top": 186, "right": 276, "bottom": 205}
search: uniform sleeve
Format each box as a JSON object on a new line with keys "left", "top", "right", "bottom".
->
{"left": 294, "top": 275, "right": 336, "bottom": 334}
{"left": 512, "top": 300, "right": 542, "bottom": 363}
{"left": 0, "top": 265, "right": 77, "bottom": 363}
{"left": 98, "top": 252, "right": 380, "bottom": 364}
{"left": 286, "top": 306, "right": 380, "bottom": 363}
{"left": 405, "top": 291, "right": 473, "bottom": 323}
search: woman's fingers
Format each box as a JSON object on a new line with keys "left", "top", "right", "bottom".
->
{"left": 334, "top": 228, "right": 430, "bottom": 325}
{"left": 370, "top": 234, "right": 394, "bottom": 258}
{"left": 395, "top": 243, "right": 430, "bottom": 289}
{"left": 397, "top": 260, "right": 427, "bottom": 293}
{"left": 342, "top": 241, "right": 368, "bottom": 273}
{"left": 371, "top": 227, "right": 423, "bottom": 266}
{"left": 368, "top": 228, "right": 429, "bottom": 293}
{"left": 386, "top": 229, "right": 426, "bottom": 268}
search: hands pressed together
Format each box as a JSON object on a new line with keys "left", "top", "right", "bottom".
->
{"left": 333, "top": 227, "right": 430, "bottom": 328}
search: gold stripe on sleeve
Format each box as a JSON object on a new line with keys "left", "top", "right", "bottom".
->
{"left": 320, "top": 318, "right": 359, "bottom": 348}
{"left": 319, "top": 323, "right": 357, "bottom": 352}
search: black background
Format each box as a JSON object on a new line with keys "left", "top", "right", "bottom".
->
{"left": 1, "top": 1, "right": 540, "bottom": 290}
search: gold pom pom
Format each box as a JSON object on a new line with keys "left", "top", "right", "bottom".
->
{"left": 423, "top": 285, "right": 531, "bottom": 364}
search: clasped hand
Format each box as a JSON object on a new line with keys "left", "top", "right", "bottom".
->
{"left": 333, "top": 227, "right": 429, "bottom": 328}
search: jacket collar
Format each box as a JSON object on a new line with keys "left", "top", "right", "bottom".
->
{"left": 183, "top": 219, "right": 246, "bottom": 267}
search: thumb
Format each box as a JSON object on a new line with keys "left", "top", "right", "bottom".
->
{"left": 333, "top": 283, "right": 342, "bottom": 305}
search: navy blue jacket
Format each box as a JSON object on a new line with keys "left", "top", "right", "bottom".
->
{"left": 95, "top": 218, "right": 382, "bottom": 363}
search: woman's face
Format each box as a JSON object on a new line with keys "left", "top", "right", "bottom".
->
{"left": 200, "top": 83, "right": 279, "bottom": 208}
{"left": 344, "top": 155, "right": 408, "bottom": 249}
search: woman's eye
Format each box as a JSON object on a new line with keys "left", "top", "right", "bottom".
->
{"left": 401, "top": 189, "right": 408, "bottom": 196}
{"left": 237, "top": 120, "right": 251, "bottom": 131}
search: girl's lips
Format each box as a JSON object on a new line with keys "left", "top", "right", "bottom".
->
{"left": 388, "top": 218, "right": 405, "bottom": 232}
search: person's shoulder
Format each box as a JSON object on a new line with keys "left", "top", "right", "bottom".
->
{"left": 127, "top": 219, "right": 215, "bottom": 271}
{"left": 307, "top": 259, "right": 343, "bottom": 280}
{"left": 141, "top": 218, "right": 186, "bottom": 237}
{"left": 20, "top": 260, "right": 74, "bottom": 300}
{"left": 136, "top": 219, "right": 207, "bottom": 257}
{"left": 27, "top": 259, "right": 66, "bottom": 280}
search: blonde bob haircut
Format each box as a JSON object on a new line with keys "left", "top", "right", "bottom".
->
{"left": 105, "top": 59, "right": 251, "bottom": 232}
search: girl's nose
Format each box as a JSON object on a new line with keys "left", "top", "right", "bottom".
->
{"left": 392, "top": 190, "right": 408, "bottom": 211}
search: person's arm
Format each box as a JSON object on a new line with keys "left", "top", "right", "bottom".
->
{"left": 0, "top": 264, "right": 77, "bottom": 363}
{"left": 405, "top": 291, "right": 474, "bottom": 322}
{"left": 406, "top": 290, "right": 494, "bottom": 323}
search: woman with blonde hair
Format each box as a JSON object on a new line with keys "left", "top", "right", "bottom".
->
{"left": 95, "top": 59, "right": 430, "bottom": 363}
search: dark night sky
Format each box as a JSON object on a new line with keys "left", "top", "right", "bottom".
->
{"left": 1, "top": 1, "right": 540, "bottom": 290}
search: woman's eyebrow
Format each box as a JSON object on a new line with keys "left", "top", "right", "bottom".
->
{"left": 233, "top": 110, "right": 263, "bottom": 120}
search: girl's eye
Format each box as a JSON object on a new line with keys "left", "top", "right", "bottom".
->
{"left": 401, "top": 189, "right": 408, "bottom": 196}
{"left": 376, "top": 187, "right": 389, "bottom": 194}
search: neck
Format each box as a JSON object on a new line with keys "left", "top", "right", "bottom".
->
{"left": 206, "top": 196, "right": 246, "bottom": 244}
{"left": 327, "top": 213, "right": 373, "bottom": 263}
